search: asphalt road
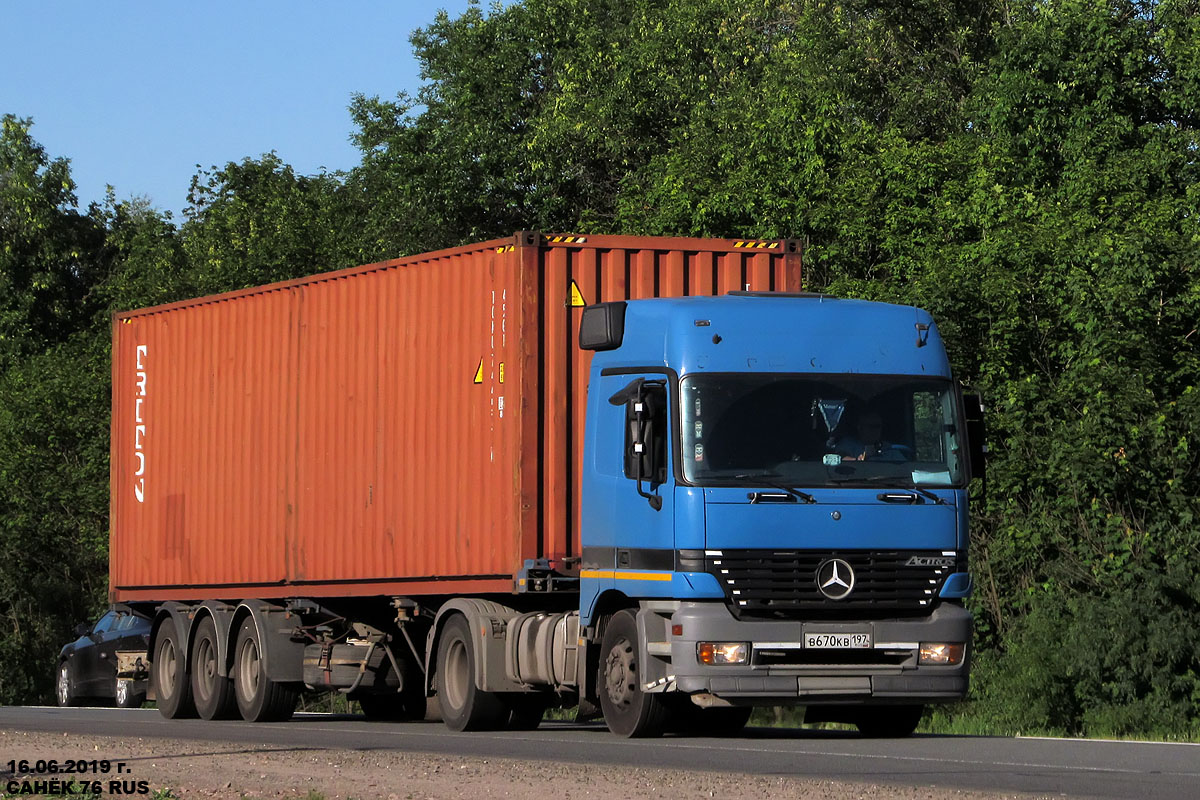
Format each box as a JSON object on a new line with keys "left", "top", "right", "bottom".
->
{"left": 2, "top": 706, "right": 1197, "bottom": 799}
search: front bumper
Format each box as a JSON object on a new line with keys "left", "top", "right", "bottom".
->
{"left": 662, "top": 601, "right": 971, "bottom": 705}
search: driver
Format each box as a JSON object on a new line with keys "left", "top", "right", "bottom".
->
{"left": 832, "top": 411, "right": 907, "bottom": 462}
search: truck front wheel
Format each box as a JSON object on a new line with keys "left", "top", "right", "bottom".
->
{"left": 233, "top": 617, "right": 297, "bottom": 722}
{"left": 435, "top": 614, "right": 507, "bottom": 731}
{"left": 597, "top": 610, "right": 670, "bottom": 738}
{"left": 153, "top": 617, "right": 196, "bottom": 719}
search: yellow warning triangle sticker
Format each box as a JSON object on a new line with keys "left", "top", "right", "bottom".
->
{"left": 569, "top": 280, "right": 587, "bottom": 308}
{"left": 472, "top": 358, "right": 484, "bottom": 384}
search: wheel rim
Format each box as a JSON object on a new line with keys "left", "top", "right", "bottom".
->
{"left": 57, "top": 665, "right": 69, "bottom": 705}
{"left": 443, "top": 637, "right": 469, "bottom": 713}
{"left": 157, "top": 637, "right": 177, "bottom": 699}
{"left": 604, "top": 635, "right": 637, "bottom": 707}
{"left": 196, "top": 637, "right": 216, "bottom": 701}
{"left": 238, "top": 636, "right": 260, "bottom": 701}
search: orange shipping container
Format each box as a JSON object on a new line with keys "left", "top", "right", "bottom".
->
{"left": 110, "top": 233, "right": 801, "bottom": 603}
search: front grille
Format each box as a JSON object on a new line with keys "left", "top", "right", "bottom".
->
{"left": 705, "top": 549, "right": 959, "bottom": 619}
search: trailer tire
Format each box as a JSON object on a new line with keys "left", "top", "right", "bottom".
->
{"left": 191, "top": 617, "right": 237, "bottom": 719}
{"left": 233, "top": 617, "right": 297, "bottom": 722}
{"left": 597, "top": 610, "right": 670, "bottom": 738}
{"left": 153, "top": 617, "right": 197, "bottom": 719}
{"left": 435, "top": 614, "right": 507, "bottom": 731}
{"left": 855, "top": 704, "right": 923, "bottom": 738}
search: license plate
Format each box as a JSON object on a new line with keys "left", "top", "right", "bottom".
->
{"left": 804, "top": 632, "right": 871, "bottom": 649}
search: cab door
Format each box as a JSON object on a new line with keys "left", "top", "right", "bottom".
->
{"left": 580, "top": 372, "right": 676, "bottom": 620}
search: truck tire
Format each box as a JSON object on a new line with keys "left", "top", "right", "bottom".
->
{"left": 435, "top": 614, "right": 507, "bottom": 731}
{"left": 233, "top": 617, "right": 297, "bottom": 722}
{"left": 191, "top": 617, "right": 237, "bottom": 719}
{"left": 153, "top": 617, "right": 197, "bottom": 719}
{"left": 597, "top": 610, "right": 670, "bottom": 738}
{"left": 57, "top": 662, "right": 79, "bottom": 707}
{"left": 855, "top": 704, "right": 924, "bottom": 737}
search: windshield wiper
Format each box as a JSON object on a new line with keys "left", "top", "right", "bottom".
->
{"left": 908, "top": 485, "right": 946, "bottom": 505}
{"left": 731, "top": 473, "right": 817, "bottom": 504}
{"left": 830, "top": 474, "right": 946, "bottom": 505}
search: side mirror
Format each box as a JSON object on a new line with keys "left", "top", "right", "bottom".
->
{"left": 74, "top": 622, "right": 91, "bottom": 638}
{"left": 962, "top": 392, "right": 987, "bottom": 491}
{"left": 579, "top": 302, "right": 627, "bottom": 351}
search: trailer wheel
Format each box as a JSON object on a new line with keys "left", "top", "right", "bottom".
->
{"left": 855, "top": 704, "right": 924, "bottom": 738}
{"left": 435, "top": 614, "right": 507, "bottom": 731}
{"left": 191, "top": 617, "right": 236, "bottom": 719}
{"left": 597, "top": 610, "right": 670, "bottom": 738}
{"left": 233, "top": 617, "right": 297, "bottom": 722}
{"left": 153, "top": 617, "right": 197, "bottom": 719}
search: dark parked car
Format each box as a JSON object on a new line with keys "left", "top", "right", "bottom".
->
{"left": 57, "top": 607, "right": 151, "bottom": 708}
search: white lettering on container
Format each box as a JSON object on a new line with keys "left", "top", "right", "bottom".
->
{"left": 134, "top": 344, "right": 147, "bottom": 503}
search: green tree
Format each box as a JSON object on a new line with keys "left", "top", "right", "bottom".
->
{"left": 0, "top": 115, "right": 107, "bottom": 367}
{"left": 182, "top": 153, "right": 362, "bottom": 293}
{"left": 0, "top": 119, "right": 194, "bottom": 702}
{"left": 349, "top": 1, "right": 556, "bottom": 255}
{"left": 0, "top": 336, "right": 111, "bottom": 703}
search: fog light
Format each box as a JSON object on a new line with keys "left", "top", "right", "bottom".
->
{"left": 919, "top": 642, "right": 965, "bottom": 665}
{"left": 697, "top": 642, "right": 748, "bottom": 665}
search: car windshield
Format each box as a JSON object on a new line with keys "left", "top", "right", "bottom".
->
{"left": 680, "top": 373, "right": 965, "bottom": 487}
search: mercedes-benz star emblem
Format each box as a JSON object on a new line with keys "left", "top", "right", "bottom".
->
{"left": 816, "top": 558, "right": 856, "bottom": 600}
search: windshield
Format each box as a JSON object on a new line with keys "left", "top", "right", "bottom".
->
{"left": 681, "top": 374, "right": 965, "bottom": 487}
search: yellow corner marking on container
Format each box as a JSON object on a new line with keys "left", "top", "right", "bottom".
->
{"left": 580, "top": 569, "right": 673, "bottom": 582}
{"left": 473, "top": 358, "right": 484, "bottom": 384}
{"left": 499, "top": 362, "right": 505, "bottom": 384}
{"left": 569, "top": 280, "right": 587, "bottom": 308}
{"left": 495, "top": 245, "right": 515, "bottom": 253}
{"left": 733, "top": 240, "right": 780, "bottom": 249}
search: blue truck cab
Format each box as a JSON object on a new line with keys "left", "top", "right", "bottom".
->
{"left": 577, "top": 293, "right": 976, "bottom": 737}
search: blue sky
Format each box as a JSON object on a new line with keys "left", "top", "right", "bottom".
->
{"left": 0, "top": 1, "right": 477, "bottom": 219}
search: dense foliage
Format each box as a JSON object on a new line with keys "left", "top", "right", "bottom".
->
{"left": 1, "top": 0, "right": 1197, "bottom": 737}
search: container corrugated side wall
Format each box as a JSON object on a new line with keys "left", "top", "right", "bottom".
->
{"left": 111, "top": 240, "right": 529, "bottom": 601}
{"left": 110, "top": 233, "right": 799, "bottom": 602}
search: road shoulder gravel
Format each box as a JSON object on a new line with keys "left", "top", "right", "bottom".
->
{"left": 0, "top": 728, "right": 1058, "bottom": 799}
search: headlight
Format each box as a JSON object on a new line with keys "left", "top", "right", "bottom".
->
{"left": 919, "top": 642, "right": 965, "bottom": 665}
{"left": 697, "top": 642, "right": 749, "bottom": 665}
